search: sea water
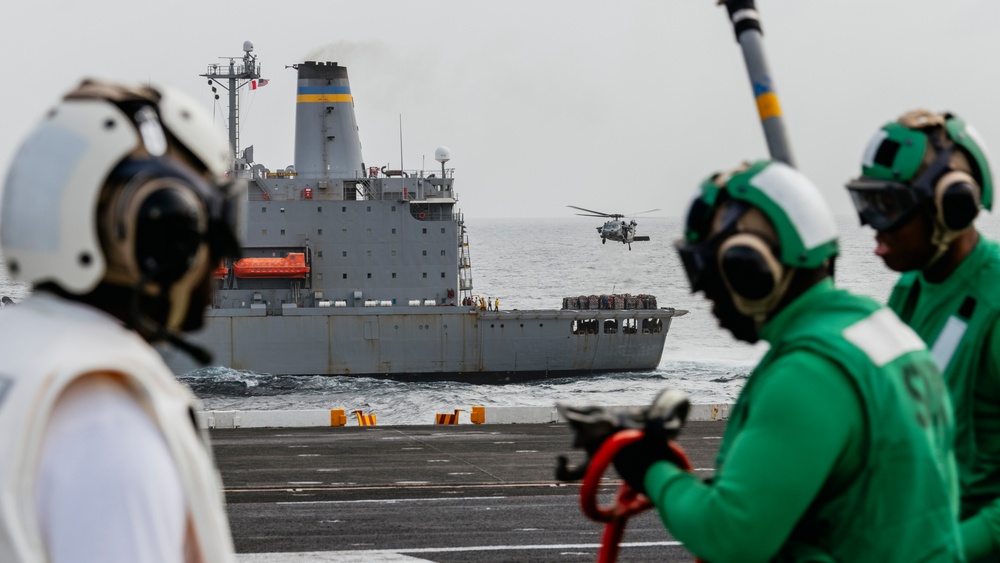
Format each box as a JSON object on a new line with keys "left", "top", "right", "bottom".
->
{"left": 2, "top": 214, "right": 998, "bottom": 425}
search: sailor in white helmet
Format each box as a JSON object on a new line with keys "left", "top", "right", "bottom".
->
{"left": 0, "top": 79, "right": 243, "bottom": 562}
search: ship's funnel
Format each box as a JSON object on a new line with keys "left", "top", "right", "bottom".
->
{"left": 293, "top": 61, "right": 364, "bottom": 179}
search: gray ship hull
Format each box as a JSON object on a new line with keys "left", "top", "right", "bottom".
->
{"left": 165, "top": 306, "right": 681, "bottom": 383}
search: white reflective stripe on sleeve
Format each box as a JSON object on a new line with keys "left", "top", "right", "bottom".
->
{"left": 843, "top": 308, "right": 927, "bottom": 367}
{"left": 749, "top": 162, "right": 838, "bottom": 251}
{"left": 861, "top": 129, "right": 889, "bottom": 169}
{"left": 930, "top": 316, "right": 968, "bottom": 373}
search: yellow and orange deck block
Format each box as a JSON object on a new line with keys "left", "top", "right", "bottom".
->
{"left": 327, "top": 405, "right": 486, "bottom": 427}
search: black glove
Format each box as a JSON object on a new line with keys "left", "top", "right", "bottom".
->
{"left": 613, "top": 388, "right": 690, "bottom": 496}
{"left": 612, "top": 437, "right": 685, "bottom": 496}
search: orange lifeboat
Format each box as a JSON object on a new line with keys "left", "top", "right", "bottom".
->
{"left": 213, "top": 264, "right": 229, "bottom": 279}
{"left": 233, "top": 253, "right": 310, "bottom": 279}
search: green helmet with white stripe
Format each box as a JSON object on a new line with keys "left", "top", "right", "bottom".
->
{"left": 846, "top": 110, "right": 992, "bottom": 236}
{"left": 681, "top": 160, "right": 839, "bottom": 267}
{"left": 677, "top": 160, "right": 839, "bottom": 325}
{"left": 719, "top": 160, "right": 839, "bottom": 267}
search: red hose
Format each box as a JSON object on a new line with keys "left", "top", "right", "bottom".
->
{"left": 579, "top": 429, "right": 694, "bottom": 563}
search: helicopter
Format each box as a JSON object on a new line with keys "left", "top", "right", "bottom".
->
{"left": 568, "top": 206, "right": 661, "bottom": 250}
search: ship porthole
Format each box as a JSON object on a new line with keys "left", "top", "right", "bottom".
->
{"left": 500, "top": 324, "right": 504, "bottom": 328}
{"left": 394, "top": 325, "right": 398, "bottom": 329}
{"left": 520, "top": 324, "right": 524, "bottom": 327}
{"left": 490, "top": 324, "right": 494, "bottom": 328}
{"left": 539, "top": 323, "right": 543, "bottom": 327}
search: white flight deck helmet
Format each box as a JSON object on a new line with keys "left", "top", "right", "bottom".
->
{"left": 1, "top": 79, "right": 243, "bottom": 333}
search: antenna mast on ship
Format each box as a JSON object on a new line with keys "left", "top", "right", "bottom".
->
{"left": 201, "top": 40, "right": 261, "bottom": 168}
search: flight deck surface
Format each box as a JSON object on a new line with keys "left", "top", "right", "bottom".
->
{"left": 214, "top": 421, "right": 725, "bottom": 562}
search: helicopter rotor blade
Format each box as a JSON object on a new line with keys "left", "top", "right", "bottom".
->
{"left": 628, "top": 209, "right": 662, "bottom": 217}
{"left": 567, "top": 205, "right": 615, "bottom": 217}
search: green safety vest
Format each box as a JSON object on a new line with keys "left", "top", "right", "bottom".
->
{"left": 720, "top": 283, "right": 962, "bottom": 562}
{"left": 889, "top": 236, "right": 1000, "bottom": 519}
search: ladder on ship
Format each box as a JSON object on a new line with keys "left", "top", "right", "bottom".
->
{"left": 457, "top": 214, "right": 474, "bottom": 304}
{"left": 358, "top": 178, "right": 378, "bottom": 200}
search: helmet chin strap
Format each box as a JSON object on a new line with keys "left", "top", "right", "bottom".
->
{"left": 128, "top": 275, "right": 212, "bottom": 365}
{"left": 924, "top": 217, "right": 964, "bottom": 270}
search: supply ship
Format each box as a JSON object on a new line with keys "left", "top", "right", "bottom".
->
{"left": 163, "top": 43, "right": 687, "bottom": 382}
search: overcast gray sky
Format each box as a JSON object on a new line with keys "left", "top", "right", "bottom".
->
{"left": 2, "top": 1, "right": 998, "bottom": 220}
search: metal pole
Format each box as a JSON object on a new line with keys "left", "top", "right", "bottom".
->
{"left": 228, "top": 59, "right": 238, "bottom": 158}
{"left": 721, "top": 0, "right": 795, "bottom": 167}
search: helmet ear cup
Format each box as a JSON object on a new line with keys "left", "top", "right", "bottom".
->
{"left": 934, "top": 170, "right": 980, "bottom": 231}
{"left": 718, "top": 233, "right": 784, "bottom": 314}
{"left": 101, "top": 157, "right": 212, "bottom": 290}
{"left": 133, "top": 187, "right": 206, "bottom": 285}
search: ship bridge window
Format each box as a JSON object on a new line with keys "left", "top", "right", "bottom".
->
{"left": 572, "top": 319, "right": 599, "bottom": 335}
{"left": 441, "top": 250, "right": 446, "bottom": 256}
{"left": 392, "top": 206, "right": 396, "bottom": 212}
{"left": 422, "top": 228, "right": 427, "bottom": 234}
{"left": 422, "top": 250, "right": 427, "bottom": 256}
{"left": 318, "top": 206, "right": 322, "bottom": 212}
{"left": 392, "top": 228, "right": 397, "bottom": 235}
{"left": 343, "top": 273, "right": 347, "bottom": 279}
{"left": 441, "top": 228, "right": 446, "bottom": 234}
{"left": 622, "top": 319, "right": 638, "bottom": 334}
{"left": 603, "top": 320, "right": 618, "bottom": 334}
{"left": 367, "top": 273, "right": 372, "bottom": 279}
{"left": 391, "top": 250, "right": 397, "bottom": 257}
{"left": 318, "top": 229, "right": 323, "bottom": 235}
{"left": 262, "top": 207, "right": 266, "bottom": 213}
{"left": 367, "top": 206, "right": 371, "bottom": 212}
{"left": 367, "top": 250, "right": 372, "bottom": 257}
{"left": 342, "top": 251, "right": 347, "bottom": 257}
{"left": 392, "top": 273, "right": 396, "bottom": 279}
{"left": 441, "top": 272, "right": 445, "bottom": 278}
{"left": 317, "top": 251, "right": 323, "bottom": 257}
{"left": 280, "top": 229, "right": 285, "bottom": 235}
{"left": 642, "top": 318, "right": 663, "bottom": 334}
{"left": 342, "top": 206, "right": 346, "bottom": 212}
{"left": 280, "top": 208, "right": 285, "bottom": 213}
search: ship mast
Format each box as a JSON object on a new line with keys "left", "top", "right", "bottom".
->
{"left": 201, "top": 40, "right": 260, "bottom": 168}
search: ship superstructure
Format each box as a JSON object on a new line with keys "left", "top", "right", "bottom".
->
{"left": 164, "top": 45, "right": 686, "bottom": 382}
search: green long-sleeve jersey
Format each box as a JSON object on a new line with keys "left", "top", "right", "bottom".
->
{"left": 643, "top": 280, "right": 962, "bottom": 562}
{"left": 889, "top": 235, "right": 1000, "bottom": 562}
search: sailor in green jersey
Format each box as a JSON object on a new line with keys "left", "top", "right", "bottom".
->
{"left": 614, "top": 160, "right": 963, "bottom": 562}
{"left": 846, "top": 110, "right": 1000, "bottom": 562}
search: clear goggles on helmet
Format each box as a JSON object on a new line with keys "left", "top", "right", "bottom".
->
{"left": 845, "top": 144, "right": 956, "bottom": 232}
{"left": 674, "top": 199, "right": 747, "bottom": 293}
{"left": 844, "top": 179, "right": 927, "bottom": 233}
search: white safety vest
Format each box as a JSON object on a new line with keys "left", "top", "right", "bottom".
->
{"left": 0, "top": 293, "right": 235, "bottom": 562}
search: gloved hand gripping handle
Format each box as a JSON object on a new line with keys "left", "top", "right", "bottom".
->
{"left": 555, "top": 390, "right": 694, "bottom": 563}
